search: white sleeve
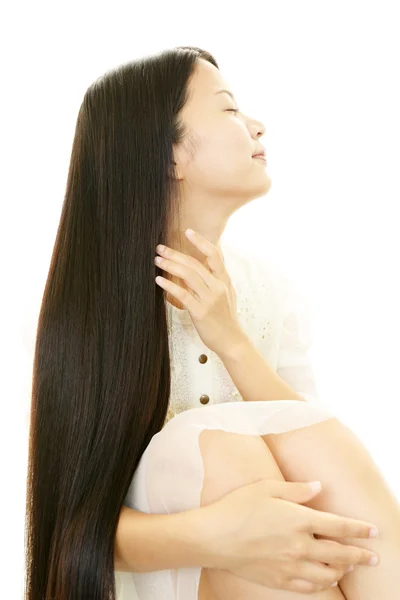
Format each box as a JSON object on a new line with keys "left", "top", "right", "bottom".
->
{"left": 276, "top": 274, "right": 322, "bottom": 405}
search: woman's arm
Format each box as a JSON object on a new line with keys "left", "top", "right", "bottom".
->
{"left": 218, "top": 335, "right": 307, "bottom": 402}
{"left": 217, "top": 270, "right": 318, "bottom": 403}
{"left": 114, "top": 504, "right": 210, "bottom": 572}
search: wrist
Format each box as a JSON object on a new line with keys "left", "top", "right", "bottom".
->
{"left": 177, "top": 504, "right": 229, "bottom": 570}
{"left": 164, "top": 506, "right": 218, "bottom": 569}
{"left": 217, "top": 331, "right": 252, "bottom": 363}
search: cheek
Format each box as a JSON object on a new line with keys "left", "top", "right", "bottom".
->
{"left": 198, "top": 126, "right": 250, "bottom": 172}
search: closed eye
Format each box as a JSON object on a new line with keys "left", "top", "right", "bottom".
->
{"left": 226, "top": 108, "right": 239, "bottom": 114}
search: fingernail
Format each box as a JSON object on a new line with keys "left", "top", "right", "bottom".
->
{"left": 308, "top": 481, "right": 321, "bottom": 493}
{"left": 368, "top": 555, "right": 379, "bottom": 566}
{"left": 330, "top": 581, "right": 338, "bottom": 587}
{"left": 347, "top": 565, "right": 354, "bottom": 572}
{"left": 369, "top": 527, "right": 379, "bottom": 538}
{"left": 185, "top": 228, "right": 195, "bottom": 237}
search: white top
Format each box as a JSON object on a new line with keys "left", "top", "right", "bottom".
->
{"left": 115, "top": 239, "right": 335, "bottom": 600}
{"left": 163, "top": 236, "right": 324, "bottom": 427}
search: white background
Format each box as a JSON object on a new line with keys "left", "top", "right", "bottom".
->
{"left": 1, "top": 1, "right": 399, "bottom": 597}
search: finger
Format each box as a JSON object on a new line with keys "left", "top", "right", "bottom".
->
{"left": 308, "top": 537, "right": 378, "bottom": 568}
{"left": 155, "top": 247, "right": 216, "bottom": 290}
{"left": 155, "top": 276, "right": 200, "bottom": 313}
{"left": 316, "top": 558, "right": 349, "bottom": 576}
{"left": 155, "top": 257, "right": 213, "bottom": 302}
{"left": 308, "top": 509, "right": 379, "bottom": 541}
{"left": 282, "top": 578, "right": 332, "bottom": 594}
{"left": 184, "top": 229, "right": 228, "bottom": 282}
{"left": 293, "top": 560, "right": 345, "bottom": 588}
{"left": 327, "top": 561, "right": 354, "bottom": 575}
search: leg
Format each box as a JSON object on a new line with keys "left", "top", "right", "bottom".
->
{"left": 263, "top": 417, "right": 400, "bottom": 600}
{"left": 197, "top": 429, "right": 347, "bottom": 600}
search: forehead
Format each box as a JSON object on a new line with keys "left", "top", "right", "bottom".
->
{"left": 188, "top": 59, "right": 234, "bottom": 103}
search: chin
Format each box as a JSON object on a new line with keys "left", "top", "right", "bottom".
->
{"left": 239, "top": 180, "right": 272, "bottom": 208}
{"left": 253, "top": 173, "right": 272, "bottom": 196}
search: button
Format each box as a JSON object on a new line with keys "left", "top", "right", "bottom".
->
{"left": 200, "top": 394, "right": 210, "bottom": 405}
{"left": 198, "top": 353, "right": 208, "bottom": 364}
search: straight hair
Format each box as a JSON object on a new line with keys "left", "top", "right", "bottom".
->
{"left": 25, "top": 45, "right": 219, "bottom": 600}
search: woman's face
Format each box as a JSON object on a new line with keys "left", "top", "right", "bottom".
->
{"left": 173, "top": 58, "right": 271, "bottom": 207}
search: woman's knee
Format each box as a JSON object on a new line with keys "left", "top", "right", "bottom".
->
{"left": 199, "top": 429, "right": 286, "bottom": 507}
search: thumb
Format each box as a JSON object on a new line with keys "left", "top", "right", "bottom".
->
{"left": 268, "top": 480, "right": 322, "bottom": 503}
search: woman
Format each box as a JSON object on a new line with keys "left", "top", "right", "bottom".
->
{"left": 25, "top": 46, "right": 399, "bottom": 600}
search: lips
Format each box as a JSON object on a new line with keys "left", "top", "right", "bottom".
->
{"left": 252, "top": 147, "right": 266, "bottom": 158}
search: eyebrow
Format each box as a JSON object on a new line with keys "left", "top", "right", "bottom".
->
{"left": 214, "top": 89, "right": 236, "bottom": 101}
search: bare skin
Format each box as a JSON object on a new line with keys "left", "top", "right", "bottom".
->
{"left": 165, "top": 57, "right": 270, "bottom": 309}
{"left": 197, "top": 419, "right": 399, "bottom": 599}
{"left": 155, "top": 57, "right": 400, "bottom": 598}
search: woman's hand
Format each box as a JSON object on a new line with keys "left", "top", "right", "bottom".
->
{"left": 154, "top": 229, "right": 247, "bottom": 356}
{"left": 200, "top": 479, "right": 380, "bottom": 594}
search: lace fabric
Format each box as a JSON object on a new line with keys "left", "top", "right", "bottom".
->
{"left": 115, "top": 240, "right": 334, "bottom": 599}
{"left": 162, "top": 238, "right": 320, "bottom": 427}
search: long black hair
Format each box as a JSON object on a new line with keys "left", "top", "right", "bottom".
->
{"left": 25, "top": 45, "right": 219, "bottom": 600}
